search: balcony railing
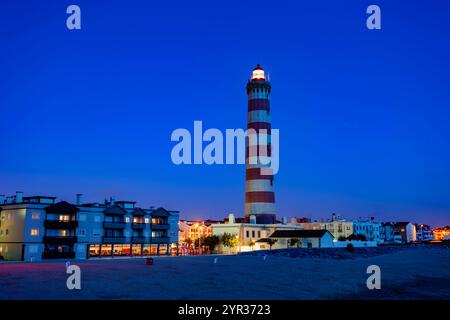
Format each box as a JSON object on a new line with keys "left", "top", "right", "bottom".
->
{"left": 43, "top": 236, "right": 78, "bottom": 244}
{"left": 151, "top": 236, "right": 170, "bottom": 244}
{"left": 42, "top": 251, "right": 76, "bottom": 259}
{"left": 103, "top": 221, "right": 127, "bottom": 229}
{"left": 44, "top": 220, "right": 78, "bottom": 229}
{"left": 151, "top": 223, "right": 170, "bottom": 230}
{"left": 131, "top": 236, "right": 147, "bottom": 243}
{"left": 132, "top": 222, "right": 146, "bottom": 229}
{"left": 102, "top": 236, "right": 127, "bottom": 244}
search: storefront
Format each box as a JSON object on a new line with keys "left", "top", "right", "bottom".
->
{"left": 88, "top": 243, "right": 175, "bottom": 258}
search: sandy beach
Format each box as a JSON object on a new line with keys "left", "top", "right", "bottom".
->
{"left": 1, "top": 246, "right": 449, "bottom": 300}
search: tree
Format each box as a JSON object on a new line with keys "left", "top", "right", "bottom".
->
{"left": 289, "top": 238, "right": 299, "bottom": 248}
{"left": 221, "top": 233, "right": 238, "bottom": 252}
{"left": 247, "top": 240, "right": 256, "bottom": 251}
{"left": 267, "top": 238, "right": 277, "bottom": 250}
{"left": 184, "top": 238, "right": 193, "bottom": 247}
{"left": 338, "top": 236, "right": 347, "bottom": 241}
{"left": 203, "top": 235, "right": 220, "bottom": 252}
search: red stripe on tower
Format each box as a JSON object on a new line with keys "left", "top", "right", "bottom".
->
{"left": 245, "top": 64, "right": 276, "bottom": 224}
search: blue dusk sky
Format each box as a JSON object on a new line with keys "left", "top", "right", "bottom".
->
{"left": 0, "top": 0, "right": 449, "bottom": 226}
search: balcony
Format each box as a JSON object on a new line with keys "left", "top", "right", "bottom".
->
{"left": 132, "top": 222, "right": 146, "bottom": 230}
{"left": 131, "top": 236, "right": 147, "bottom": 243}
{"left": 151, "top": 236, "right": 170, "bottom": 244}
{"left": 42, "top": 251, "right": 76, "bottom": 259}
{"left": 102, "top": 236, "right": 127, "bottom": 244}
{"left": 151, "top": 223, "right": 170, "bottom": 230}
{"left": 43, "top": 236, "right": 78, "bottom": 244}
{"left": 103, "top": 221, "right": 127, "bottom": 229}
{"left": 44, "top": 220, "right": 78, "bottom": 229}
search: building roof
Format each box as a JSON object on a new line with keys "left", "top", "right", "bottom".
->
{"left": 393, "top": 222, "right": 411, "bottom": 227}
{"left": 23, "top": 196, "right": 57, "bottom": 200}
{"left": 151, "top": 207, "right": 170, "bottom": 217}
{"left": 45, "top": 201, "right": 79, "bottom": 214}
{"left": 269, "top": 230, "right": 332, "bottom": 239}
{"left": 131, "top": 208, "right": 146, "bottom": 216}
{"left": 103, "top": 205, "right": 127, "bottom": 215}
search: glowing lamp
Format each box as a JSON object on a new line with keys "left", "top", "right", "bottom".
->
{"left": 252, "top": 64, "right": 265, "bottom": 80}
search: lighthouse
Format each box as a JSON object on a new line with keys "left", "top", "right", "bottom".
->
{"left": 245, "top": 64, "right": 276, "bottom": 224}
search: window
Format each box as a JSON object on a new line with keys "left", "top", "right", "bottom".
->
{"left": 93, "top": 230, "right": 101, "bottom": 237}
{"left": 78, "top": 214, "right": 87, "bottom": 222}
{"left": 246, "top": 230, "right": 250, "bottom": 238}
{"left": 252, "top": 230, "right": 255, "bottom": 238}
{"left": 258, "top": 231, "right": 261, "bottom": 238}
{"left": 94, "top": 215, "right": 101, "bottom": 222}
{"left": 77, "top": 229, "right": 86, "bottom": 237}
{"left": 89, "top": 245, "right": 100, "bottom": 257}
{"left": 145, "top": 218, "right": 150, "bottom": 224}
{"left": 125, "top": 217, "right": 130, "bottom": 223}
{"left": 31, "top": 229, "right": 38, "bottom": 236}
{"left": 31, "top": 214, "right": 40, "bottom": 219}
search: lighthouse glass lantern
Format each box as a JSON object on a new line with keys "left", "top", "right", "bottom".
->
{"left": 252, "top": 65, "right": 265, "bottom": 80}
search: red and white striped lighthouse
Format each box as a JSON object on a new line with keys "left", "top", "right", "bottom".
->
{"left": 245, "top": 64, "right": 276, "bottom": 224}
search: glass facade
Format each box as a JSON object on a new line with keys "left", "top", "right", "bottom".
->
{"left": 113, "top": 244, "right": 131, "bottom": 256}
{"left": 101, "top": 244, "right": 113, "bottom": 256}
{"left": 131, "top": 244, "right": 142, "bottom": 256}
{"left": 89, "top": 244, "right": 100, "bottom": 257}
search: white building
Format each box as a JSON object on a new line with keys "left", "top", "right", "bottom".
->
{"left": 211, "top": 214, "right": 304, "bottom": 253}
{"left": 353, "top": 220, "right": 382, "bottom": 243}
{"left": 268, "top": 230, "right": 334, "bottom": 248}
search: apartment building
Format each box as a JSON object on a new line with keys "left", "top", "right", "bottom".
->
{"left": 415, "top": 224, "right": 433, "bottom": 241}
{"left": 352, "top": 220, "right": 382, "bottom": 242}
{"left": 293, "top": 215, "right": 383, "bottom": 243}
{"left": 178, "top": 219, "right": 219, "bottom": 244}
{"left": 296, "top": 220, "right": 354, "bottom": 240}
{"left": 0, "top": 192, "right": 179, "bottom": 261}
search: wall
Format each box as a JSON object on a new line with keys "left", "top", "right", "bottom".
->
{"left": 333, "top": 241, "right": 377, "bottom": 248}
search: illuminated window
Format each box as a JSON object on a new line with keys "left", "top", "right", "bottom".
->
{"left": 31, "top": 229, "right": 39, "bottom": 236}
{"left": 125, "top": 217, "right": 130, "bottom": 223}
{"left": 31, "top": 214, "right": 40, "bottom": 219}
{"left": 145, "top": 218, "right": 150, "bottom": 224}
